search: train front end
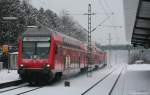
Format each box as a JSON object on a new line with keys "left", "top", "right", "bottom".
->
{"left": 18, "top": 29, "right": 53, "bottom": 83}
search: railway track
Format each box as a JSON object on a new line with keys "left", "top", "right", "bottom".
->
{"left": 0, "top": 84, "right": 43, "bottom": 95}
{"left": 108, "top": 68, "right": 124, "bottom": 95}
{"left": 16, "top": 86, "right": 43, "bottom": 95}
{"left": 0, "top": 83, "right": 28, "bottom": 94}
{"left": 0, "top": 80, "right": 24, "bottom": 89}
{"left": 81, "top": 67, "right": 124, "bottom": 95}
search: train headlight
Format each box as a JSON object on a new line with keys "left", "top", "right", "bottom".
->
{"left": 20, "top": 64, "right": 24, "bottom": 67}
{"left": 46, "top": 64, "right": 50, "bottom": 67}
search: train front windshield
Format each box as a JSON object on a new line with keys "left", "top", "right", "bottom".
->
{"left": 22, "top": 37, "right": 50, "bottom": 59}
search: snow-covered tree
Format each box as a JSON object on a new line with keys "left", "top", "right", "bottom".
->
{"left": 0, "top": 0, "right": 87, "bottom": 44}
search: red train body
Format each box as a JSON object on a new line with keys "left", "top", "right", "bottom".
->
{"left": 18, "top": 26, "right": 106, "bottom": 83}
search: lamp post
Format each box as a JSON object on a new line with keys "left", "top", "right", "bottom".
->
{"left": 2, "top": 17, "right": 18, "bottom": 73}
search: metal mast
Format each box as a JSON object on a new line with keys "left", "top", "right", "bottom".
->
{"left": 87, "top": 4, "right": 93, "bottom": 77}
{"left": 108, "top": 33, "right": 112, "bottom": 68}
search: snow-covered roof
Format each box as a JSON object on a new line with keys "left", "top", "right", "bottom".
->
{"left": 10, "top": 52, "right": 18, "bottom": 55}
{"left": 23, "top": 26, "right": 54, "bottom": 37}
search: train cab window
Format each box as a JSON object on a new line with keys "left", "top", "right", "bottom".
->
{"left": 22, "top": 42, "right": 35, "bottom": 59}
{"left": 36, "top": 42, "right": 50, "bottom": 58}
{"left": 23, "top": 41, "right": 50, "bottom": 59}
{"left": 22, "top": 37, "right": 51, "bottom": 59}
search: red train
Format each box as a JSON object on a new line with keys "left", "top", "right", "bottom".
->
{"left": 18, "top": 26, "right": 106, "bottom": 84}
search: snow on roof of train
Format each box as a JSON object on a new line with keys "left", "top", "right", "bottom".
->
{"left": 23, "top": 26, "right": 54, "bottom": 37}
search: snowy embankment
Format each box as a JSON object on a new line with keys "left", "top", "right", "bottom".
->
{"left": 0, "top": 70, "right": 19, "bottom": 84}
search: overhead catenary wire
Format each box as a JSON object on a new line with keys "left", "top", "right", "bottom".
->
{"left": 96, "top": 0, "right": 123, "bottom": 66}
{"left": 97, "top": 0, "right": 110, "bottom": 15}
{"left": 91, "top": 14, "right": 113, "bottom": 32}
{"left": 65, "top": 12, "right": 115, "bottom": 32}
{"left": 97, "top": 0, "right": 122, "bottom": 29}
{"left": 66, "top": 13, "right": 114, "bottom": 32}
{"left": 102, "top": 0, "right": 122, "bottom": 29}
{"left": 64, "top": 2, "right": 117, "bottom": 32}
{"left": 64, "top": 12, "right": 113, "bottom": 17}
{"left": 86, "top": 0, "right": 122, "bottom": 32}
{"left": 96, "top": 0, "right": 122, "bottom": 44}
{"left": 102, "top": 0, "right": 113, "bottom": 15}
{"left": 102, "top": 0, "right": 123, "bottom": 43}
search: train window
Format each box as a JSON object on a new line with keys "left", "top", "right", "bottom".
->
{"left": 22, "top": 41, "right": 50, "bottom": 59}
{"left": 36, "top": 42, "right": 50, "bottom": 58}
{"left": 22, "top": 42, "right": 35, "bottom": 59}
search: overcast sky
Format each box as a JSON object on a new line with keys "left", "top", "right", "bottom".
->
{"left": 29, "top": 0, "right": 128, "bottom": 45}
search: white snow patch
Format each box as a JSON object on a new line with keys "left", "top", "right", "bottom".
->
{"left": 0, "top": 69, "right": 19, "bottom": 84}
{"left": 127, "top": 64, "right": 150, "bottom": 71}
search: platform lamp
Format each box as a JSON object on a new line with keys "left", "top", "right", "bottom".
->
{"left": 2, "top": 17, "right": 18, "bottom": 73}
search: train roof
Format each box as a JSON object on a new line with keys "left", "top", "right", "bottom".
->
{"left": 23, "top": 26, "right": 82, "bottom": 43}
{"left": 22, "top": 26, "right": 53, "bottom": 37}
{"left": 22, "top": 26, "right": 86, "bottom": 50}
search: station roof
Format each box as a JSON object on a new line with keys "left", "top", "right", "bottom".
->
{"left": 131, "top": 0, "right": 150, "bottom": 48}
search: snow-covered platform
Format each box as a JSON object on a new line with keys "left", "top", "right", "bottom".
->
{"left": 112, "top": 64, "right": 150, "bottom": 95}
{"left": 0, "top": 69, "right": 19, "bottom": 84}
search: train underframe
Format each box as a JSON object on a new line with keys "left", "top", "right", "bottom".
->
{"left": 18, "top": 68, "right": 57, "bottom": 84}
{"left": 18, "top": 63, "right": 105, "bottom": 85}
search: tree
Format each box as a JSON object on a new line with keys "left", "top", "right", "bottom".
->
{"left": 58, "top": 10, "right": 87, "bottom": 42}
{"left": 0, "top": 0, "right": 87, "bottom": 44}
{"left": 0, "top": 0, "right": 23, "bottom": 44}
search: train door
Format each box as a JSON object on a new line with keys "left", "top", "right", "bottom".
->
{"left": 62, "top": 48, "right": 70, "bottom": 71}
{"left": 54, "top": 45, "right": 62, "bottom": 72}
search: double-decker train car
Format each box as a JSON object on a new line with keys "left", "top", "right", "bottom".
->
{"left": 18, "top": 26, "right": 106, "bottom": 84}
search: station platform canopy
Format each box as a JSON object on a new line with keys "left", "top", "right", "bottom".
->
{"left": 131, "top": 0, "right": 150, "bottom": 48}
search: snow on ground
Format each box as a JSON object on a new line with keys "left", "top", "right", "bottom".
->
{"left": 86, "top": 68, "right": 123, "bottom": 95}
{"left": 22, "top": 65, "right": 123, "bottom": 95}
{"left": 0, "top": 69, "right": 19, "bottom": 84}
{"left": 111, "top": 67, "right": 126, "bottom": 95}
{"left": 127, "top": 64, "right": 150, "bottom": 71}
{"left": 124, "top": 64, "right": 150, "bottom": 95}
{"left": 0, "top": 86, "right": 37, "bottom": 95}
